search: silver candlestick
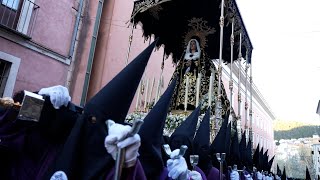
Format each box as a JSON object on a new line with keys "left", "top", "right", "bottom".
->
{"left": 216, "top": 153, "right": 226, "bottom": 180}
{"left": 190, "top": 155, "right": 199, "bottom": 171}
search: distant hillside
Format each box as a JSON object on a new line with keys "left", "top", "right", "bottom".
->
{"left": 273, "top": 120, "right": 320, "bottom": 140}
{"left": 273, "top": 120, "right": 320, "bottom": 131}
{"left": 274, "top": 125, "right": 320, "bottom": 140}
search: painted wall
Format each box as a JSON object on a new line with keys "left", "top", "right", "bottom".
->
{"left": 0, "top": 0, "right": 78, "bottom": 95}
{"left": 0, "top": 38, "right": 68, "bottom": 93}
{"left": 31, "top": 0, "right": 77, "bottom": 56}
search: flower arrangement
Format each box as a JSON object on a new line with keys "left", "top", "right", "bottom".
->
{"left": 126, "top": 110, "right": 213, "bottom": 136}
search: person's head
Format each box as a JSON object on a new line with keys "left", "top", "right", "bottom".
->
{"left": 187, "top": 39, "right": 200, "bottom": 53}
{"left": 190, "top": 40, "right": 197, "bottom": 52}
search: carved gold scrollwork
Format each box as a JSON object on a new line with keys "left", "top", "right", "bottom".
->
{"left": 184, "top": 18, "right": 216, "bottom": 49}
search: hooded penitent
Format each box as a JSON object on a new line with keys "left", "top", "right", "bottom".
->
{"left": 46, "top": 39, "right": 158, "bottom": 180}
{"left": 169, "top": 106, "right": 201, "bottom": 168}
{"left": 193, "top": 108, "right": 212, "bottom": 174}
{"left": 138, "top": 78, "right": 177, "bottom": 179}
{"left": 210, "top": 110, "right": 230, "bottom": 169}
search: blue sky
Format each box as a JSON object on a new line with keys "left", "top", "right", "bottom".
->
{"left": 237, "top": 0, "right": 320, "bottom": 122}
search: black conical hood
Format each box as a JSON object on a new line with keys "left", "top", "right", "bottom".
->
{"left": 193, "top": 108, "right": 212, "bottom": 173}
{"left": 210, "top": 110, "right": 230, "bottom": 169}
{"left": 253, "top": 144, "right": 260, "bottom": 169}
{"left": 169, "top": 106, "right": 201, "bottom": 168}
{"left": 230, "top": 127, "right": 240, "bottom": 166}
{"left": 138, "top": 79, "right": 177, "bottom": 178}
{"left": 84, "top": 39, "right": 158, "bottom": 124}
{"left": 239, "top": 132, "right": 247, "bottom": 168}
{"left": 259, "top": 147, "right": 264, "bottom": 171}
{"left": 45, "top": 40, "right": 158, "bottom": 179}
{"left": 282, "top": 167, "right": 287, "bottom": 180}
{"left": 210, "top": 110, "right": 230, "bottom": 153}
{"left": 268, "top": 156, "right": 274, "bottom": 172}
{"left": 246, "top": 138, "right": 253, "bottom": 170}
{"left": 263, "top": 150, "right": 269, "bottom": 171}
{"left": 225, "top": 122, "right": 232, "bottom": 158}
{"left": 170, "top": 106, "right": 201, "bottom": 139}
{"left": 306, "top": 166, "right": 311, "bottom": 180}
{"left": 277, "top": 164, "right": 281, "bottom": 176}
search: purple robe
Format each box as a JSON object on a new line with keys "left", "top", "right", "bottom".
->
{"left": 195, "top": 166, "right": 208, "bottom": 180}
{"left": 0, "top": 108, "right": 61, "bottom": 179}
{"left": 0, "top": 104, "right": 78, "bottom": 180}
{"left": 206, "top": 167, "right": 220, "bottom": 179}
{"left": 105, "top": 160, "right": 147, "bottom": 180}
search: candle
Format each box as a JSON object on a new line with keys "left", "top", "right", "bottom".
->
{"left": 184, "top": 76, "right": 189, "bottom": 111}
{"left": 144, "top": 78, "right": 149, "bottom": 111}
{"left": 196, "top": 73, "right": 201, "bottom": 107}
{"left": 135, "top": 81, "right": 142, "bottom": 110}
{"left": 148, "top": 77, "right": 155, "bottom": 104}
{"left": 208, "top": 73, "right": 213, "bottom": 107}
{"left": 155, "top": 76, "right": 161, "bottom": 103}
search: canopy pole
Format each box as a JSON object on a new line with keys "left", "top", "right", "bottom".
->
{"left": 125, "top": 23, "right": 135, "bottom": 65}
{"left": 228, "top": 18, "right": 235, "bottom": 124}
{"left": 155, "top": 51, "right": 165, "bottom": 104}
{"left": 249, "top": 55, "right": 253, "bottom": 148}
{"left": 237, "top": 33, "right": 242, "bottom": 138}
{"left": 215, "top": 0, "right": 225, "bottom": 136}
{"left": 244, "top": 51, "right": 249, "bottom": 140}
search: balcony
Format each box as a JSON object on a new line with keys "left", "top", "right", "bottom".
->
{"left": 0, "top": 0, "right": 39, "bottom": 38}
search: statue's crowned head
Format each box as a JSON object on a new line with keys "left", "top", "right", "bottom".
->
{"left": 183, "top": 18, "right": 216, "bottom": 50}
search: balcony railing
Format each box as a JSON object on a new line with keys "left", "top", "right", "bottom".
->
{"left": 0, "top": 0, "right": 39, "bottom": 37}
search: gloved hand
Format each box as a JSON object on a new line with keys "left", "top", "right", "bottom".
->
{"left": 257, "top": 172, "right": 263, "bottom": 180}
{"left": 244, "top": 174, "right": 253, "bottom": 180}
{"left": 38, "top": 85, "right": 71, "bottom": 109}
{"left": 167, "top": 149, "right": 189, "bottom": 180}
{"left": 189, "top": 170, "right": 202, "bottom": 180}
{"left": 104, "top": 120, "right": 141, "bottom": 168}
{"left": 230, "top": 170, "right": 240, "bottom": 180}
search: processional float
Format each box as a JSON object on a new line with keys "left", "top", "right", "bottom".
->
{"left": 124, "top": 0, "right": 254, "bottom": 178}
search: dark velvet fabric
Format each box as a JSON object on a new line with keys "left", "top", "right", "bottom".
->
{"left": 0, "top": 100, "right": 79, "bottom": 180}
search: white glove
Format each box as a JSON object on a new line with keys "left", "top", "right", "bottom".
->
{"left": 230, "top": 170, "right": 240, "bottom": 180}
{"left": 167, "top": 149, "right": 189, "bottom": 180}
{"left": 189, "top": 170, "right": 202, "bottom": 180}
{"left": 257, "top": 172, "right": 263, "bottom": 180}
{"left": 244, "top": 174, "right": 253, "bottom": 180}
{"left": 104, "top": 120, "right": 141, "bottom": 168}
{"left": 38, "top": 85, "right": 71, "bottom": 109}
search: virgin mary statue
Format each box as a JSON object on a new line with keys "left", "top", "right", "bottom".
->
{"left": 170, "top": 37, "right": 212, "bottom": 111}
{"left": 170, "top": 37, "right": 230, "bottom": 116}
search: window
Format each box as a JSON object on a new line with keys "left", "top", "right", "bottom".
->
{"left": 0, "top": 0, "right": 39, "bottom": 36}
{"left": 0, "top": 60, "right": 11, "bottom": 97}
{"left": 1, "top": 0, "right": 20, "bottom": 10}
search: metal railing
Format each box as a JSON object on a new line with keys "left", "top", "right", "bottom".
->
{"left": 0, "top": 0, "right": 39, "bottom": 37}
